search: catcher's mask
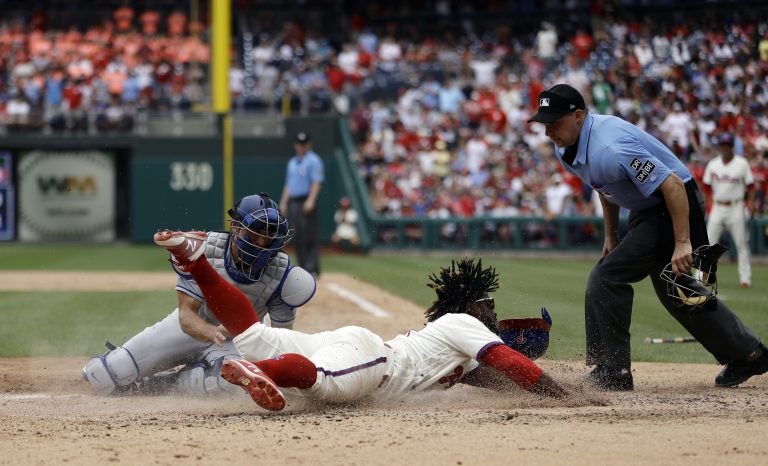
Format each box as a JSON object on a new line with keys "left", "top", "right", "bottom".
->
{"left": 227, "top": 193, "right": 293, "bottom": 281}
{"left": 659, "top": 243, "right": 728, "bottom": 309}
{"left": 497, "top": 307, "right": 552, "bottom": 360}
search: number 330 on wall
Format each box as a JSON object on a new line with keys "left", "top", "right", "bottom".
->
{"left": 169, "top": 162, "right": 214, "bottom": 191}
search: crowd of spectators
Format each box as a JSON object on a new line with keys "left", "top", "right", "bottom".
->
{"left": 2, "top": 1, "right": 768, "bottom": 247}
{"left": 237, "top": 1, "right": 768, "bottom": 239}
{"left": 0, "top": 4, "right": 209, "bottom": 134}
{"left": 337, "top": 1, "right": 768, "bottom": 246}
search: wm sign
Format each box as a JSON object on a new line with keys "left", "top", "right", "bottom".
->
{"left": 37, "top": 176, "right": 98, "bottom": 195}
{"left": 18, "top": 151, "right": 115, "bottom": 241}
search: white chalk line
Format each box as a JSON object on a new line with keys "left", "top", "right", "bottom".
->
{"left": 0, "top": 393, "right": 82, "bottom": 401}
{"left": 325, "top": 283, "right": 392, "bottom": 318}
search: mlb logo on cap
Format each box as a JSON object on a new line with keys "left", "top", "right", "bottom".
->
{"left": 527, "top": 84, "right": 586, "bottom": 124}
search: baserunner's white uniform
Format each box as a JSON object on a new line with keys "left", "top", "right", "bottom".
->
{"left": 703, "top": 154, "right": 754, "bottom": 285}
{"left": 233, "top": 313, "right": 504, "bottom": 402}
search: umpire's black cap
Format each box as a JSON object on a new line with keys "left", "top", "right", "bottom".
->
{"left": 295, "top": 132, "right": 311, "bottom": 143}
{"left": 527, "top": 84, "right": 586, "bottom": 123}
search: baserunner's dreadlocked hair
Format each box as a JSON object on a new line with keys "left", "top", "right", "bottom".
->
{"left": 424, "top": 257, "right": 499, "bottom": 322}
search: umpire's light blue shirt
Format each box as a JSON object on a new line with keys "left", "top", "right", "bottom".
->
{"left": 285, "top": 150, "right": 325, "bottom": 198}
{"left": 557, "top": 113, "right": 692, "bottom": 211}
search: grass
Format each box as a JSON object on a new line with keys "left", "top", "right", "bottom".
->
{"left": 0, "top": 243, "right": 167, "bottom": 271}
{"left": 325, "top": 253, "right": 768, "bottom": 363}
{"left": 0, "top": 291, "right": 175, "bottom": 357}
{"left": 0, "top": 244, "right": 765, "bottom": 363}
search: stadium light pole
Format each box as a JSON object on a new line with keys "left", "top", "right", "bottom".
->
{"left": 212, "top": 0, "right": 233, "bottom": 229}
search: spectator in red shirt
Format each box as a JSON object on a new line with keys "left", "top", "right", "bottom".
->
{"left": 62, "top": 80, "right": 83, "bottom": 110}
{"left": 140, "top": 10, "right": 160, "bottom": 36}
{"left": 113, "top": 6, "right": 134, "bottom": 34}
{"left": 325, "top": 57, "right": 346, "bottom": 93}
{"left": 453, "top": 188, "right": 476, "bottom": 217}
{"left": 571, "top": 28, "right": 594, "bottom": 61}
{"left": 485, "top": 107, "right": 507, "bottom": 133}
{"left": 528, "top": 78, "right": 545, "bottom": 111}
{"left": 719, "top": 104, "right": 738, "bottom": 133}
{"left": 167, "top": 11, "right": 187, "bottom": 38}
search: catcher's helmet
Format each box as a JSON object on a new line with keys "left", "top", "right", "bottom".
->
{"left": 497, "top": 307, "right": 552, "bottom": 360}
{"left": 659, "top": 243, "right": 728, "bottom": 310}
{"left": 227, "top": 193, "right": 293, "bottom": 281}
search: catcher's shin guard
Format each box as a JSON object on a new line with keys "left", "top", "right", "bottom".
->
{"left": 82, "top": 346, "right": 140, "bottom": 395}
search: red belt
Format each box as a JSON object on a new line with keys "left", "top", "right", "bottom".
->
{"left": 715, "top": 200, "right": 736, "bottom": 206}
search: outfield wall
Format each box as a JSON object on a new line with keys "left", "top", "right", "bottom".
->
{"left": 0, "top": 117, "right": 346, "bottom": 243}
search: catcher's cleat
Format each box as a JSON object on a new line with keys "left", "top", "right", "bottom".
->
{"left": 584, "top": 365, "right": 634, "bottom": 391}
{"left": 221, "top": 359, "right": 286, "bottom": 412}
{"left": 154, "top": 230, "right": 207, "bottom": 270}
{"left": 715, "top": 344, "right": 768, "bottom": 388}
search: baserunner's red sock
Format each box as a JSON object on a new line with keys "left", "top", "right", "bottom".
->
{"left": 186, "top": 257, "right": 260, "bottom": 336}
{"left": 254, "top": 353, "right": 318, "bottom": 389}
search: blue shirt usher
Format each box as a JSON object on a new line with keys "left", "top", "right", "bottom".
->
{"left": 285, "top": 151, "right": 325, "bottom": 198}
{"left": 557, "top": 113, "right": 692, "bottom": 211}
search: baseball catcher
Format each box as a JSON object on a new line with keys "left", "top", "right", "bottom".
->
{"left": 82, "top": 193, "right": 316, "bottom": 396}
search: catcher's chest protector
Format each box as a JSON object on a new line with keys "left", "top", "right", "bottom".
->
{"left": 202, "top": 232, "right": 289, "bottom": 320}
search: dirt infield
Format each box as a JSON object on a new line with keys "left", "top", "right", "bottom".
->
{"left": 1, "top": 272, "right": 767, "bottom": 465}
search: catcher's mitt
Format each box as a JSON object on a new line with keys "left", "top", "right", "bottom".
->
{"left": 497, "top": 307, "right": 552, "bottom": 360}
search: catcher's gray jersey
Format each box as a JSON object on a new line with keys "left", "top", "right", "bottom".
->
{"left": 175, "top": 231, "right": 295, "bottom": 327}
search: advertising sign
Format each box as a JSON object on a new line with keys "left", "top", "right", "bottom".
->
{"left": 0, "top": 152, "right": 10, "bottom": 187}
{"left": 0, "top": 186, "right": 13, "bottom": 240}
{"left": 18, "top": 151, "right": 115, "bottom": 241}
{"left": 0, "top": 152, "right": 14, "bottom": 240}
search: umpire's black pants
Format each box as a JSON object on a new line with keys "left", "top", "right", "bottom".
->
{"left": 288, "top": 197, "right": 320, "bottom": 276}
{"left": 585, "top": 180, "right": 761, "bottom": 369}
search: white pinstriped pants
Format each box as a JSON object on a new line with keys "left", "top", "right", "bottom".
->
{"left": 707, "top": 203, "right": 751, "bottom": 286}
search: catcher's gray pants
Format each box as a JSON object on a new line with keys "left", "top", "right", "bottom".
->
{"left": 585, "top": 181, "right": 762, "bottom": 369}
{"left": 122, "top": 309, "right": 240, "bottom": 383}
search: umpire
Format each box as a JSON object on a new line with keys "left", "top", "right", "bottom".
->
{"left": 527, "top": 84, "right": 768, "bottom": 391}
{"left": 280, "top": 132, "right": 325, "bottom": 278}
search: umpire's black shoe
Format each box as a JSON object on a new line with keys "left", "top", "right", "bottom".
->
{"left": 585, "top": 365, "right": 634, "bottom": 391}
{"left": 715, "top": 345, "right": 768, "bottom": 388}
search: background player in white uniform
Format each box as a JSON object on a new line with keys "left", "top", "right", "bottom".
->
{"left": 703, "top": 133, "right": 756, "bottom": 287}
{"left": 82, "top": 193, "right": 316, "bottom": 396}
{"left": 154, "top": 230, "right": 569, "bottom": 411}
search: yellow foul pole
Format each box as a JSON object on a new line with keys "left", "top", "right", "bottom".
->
{"left": 212, "top": 0, "right": 233, "bottom": 229}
